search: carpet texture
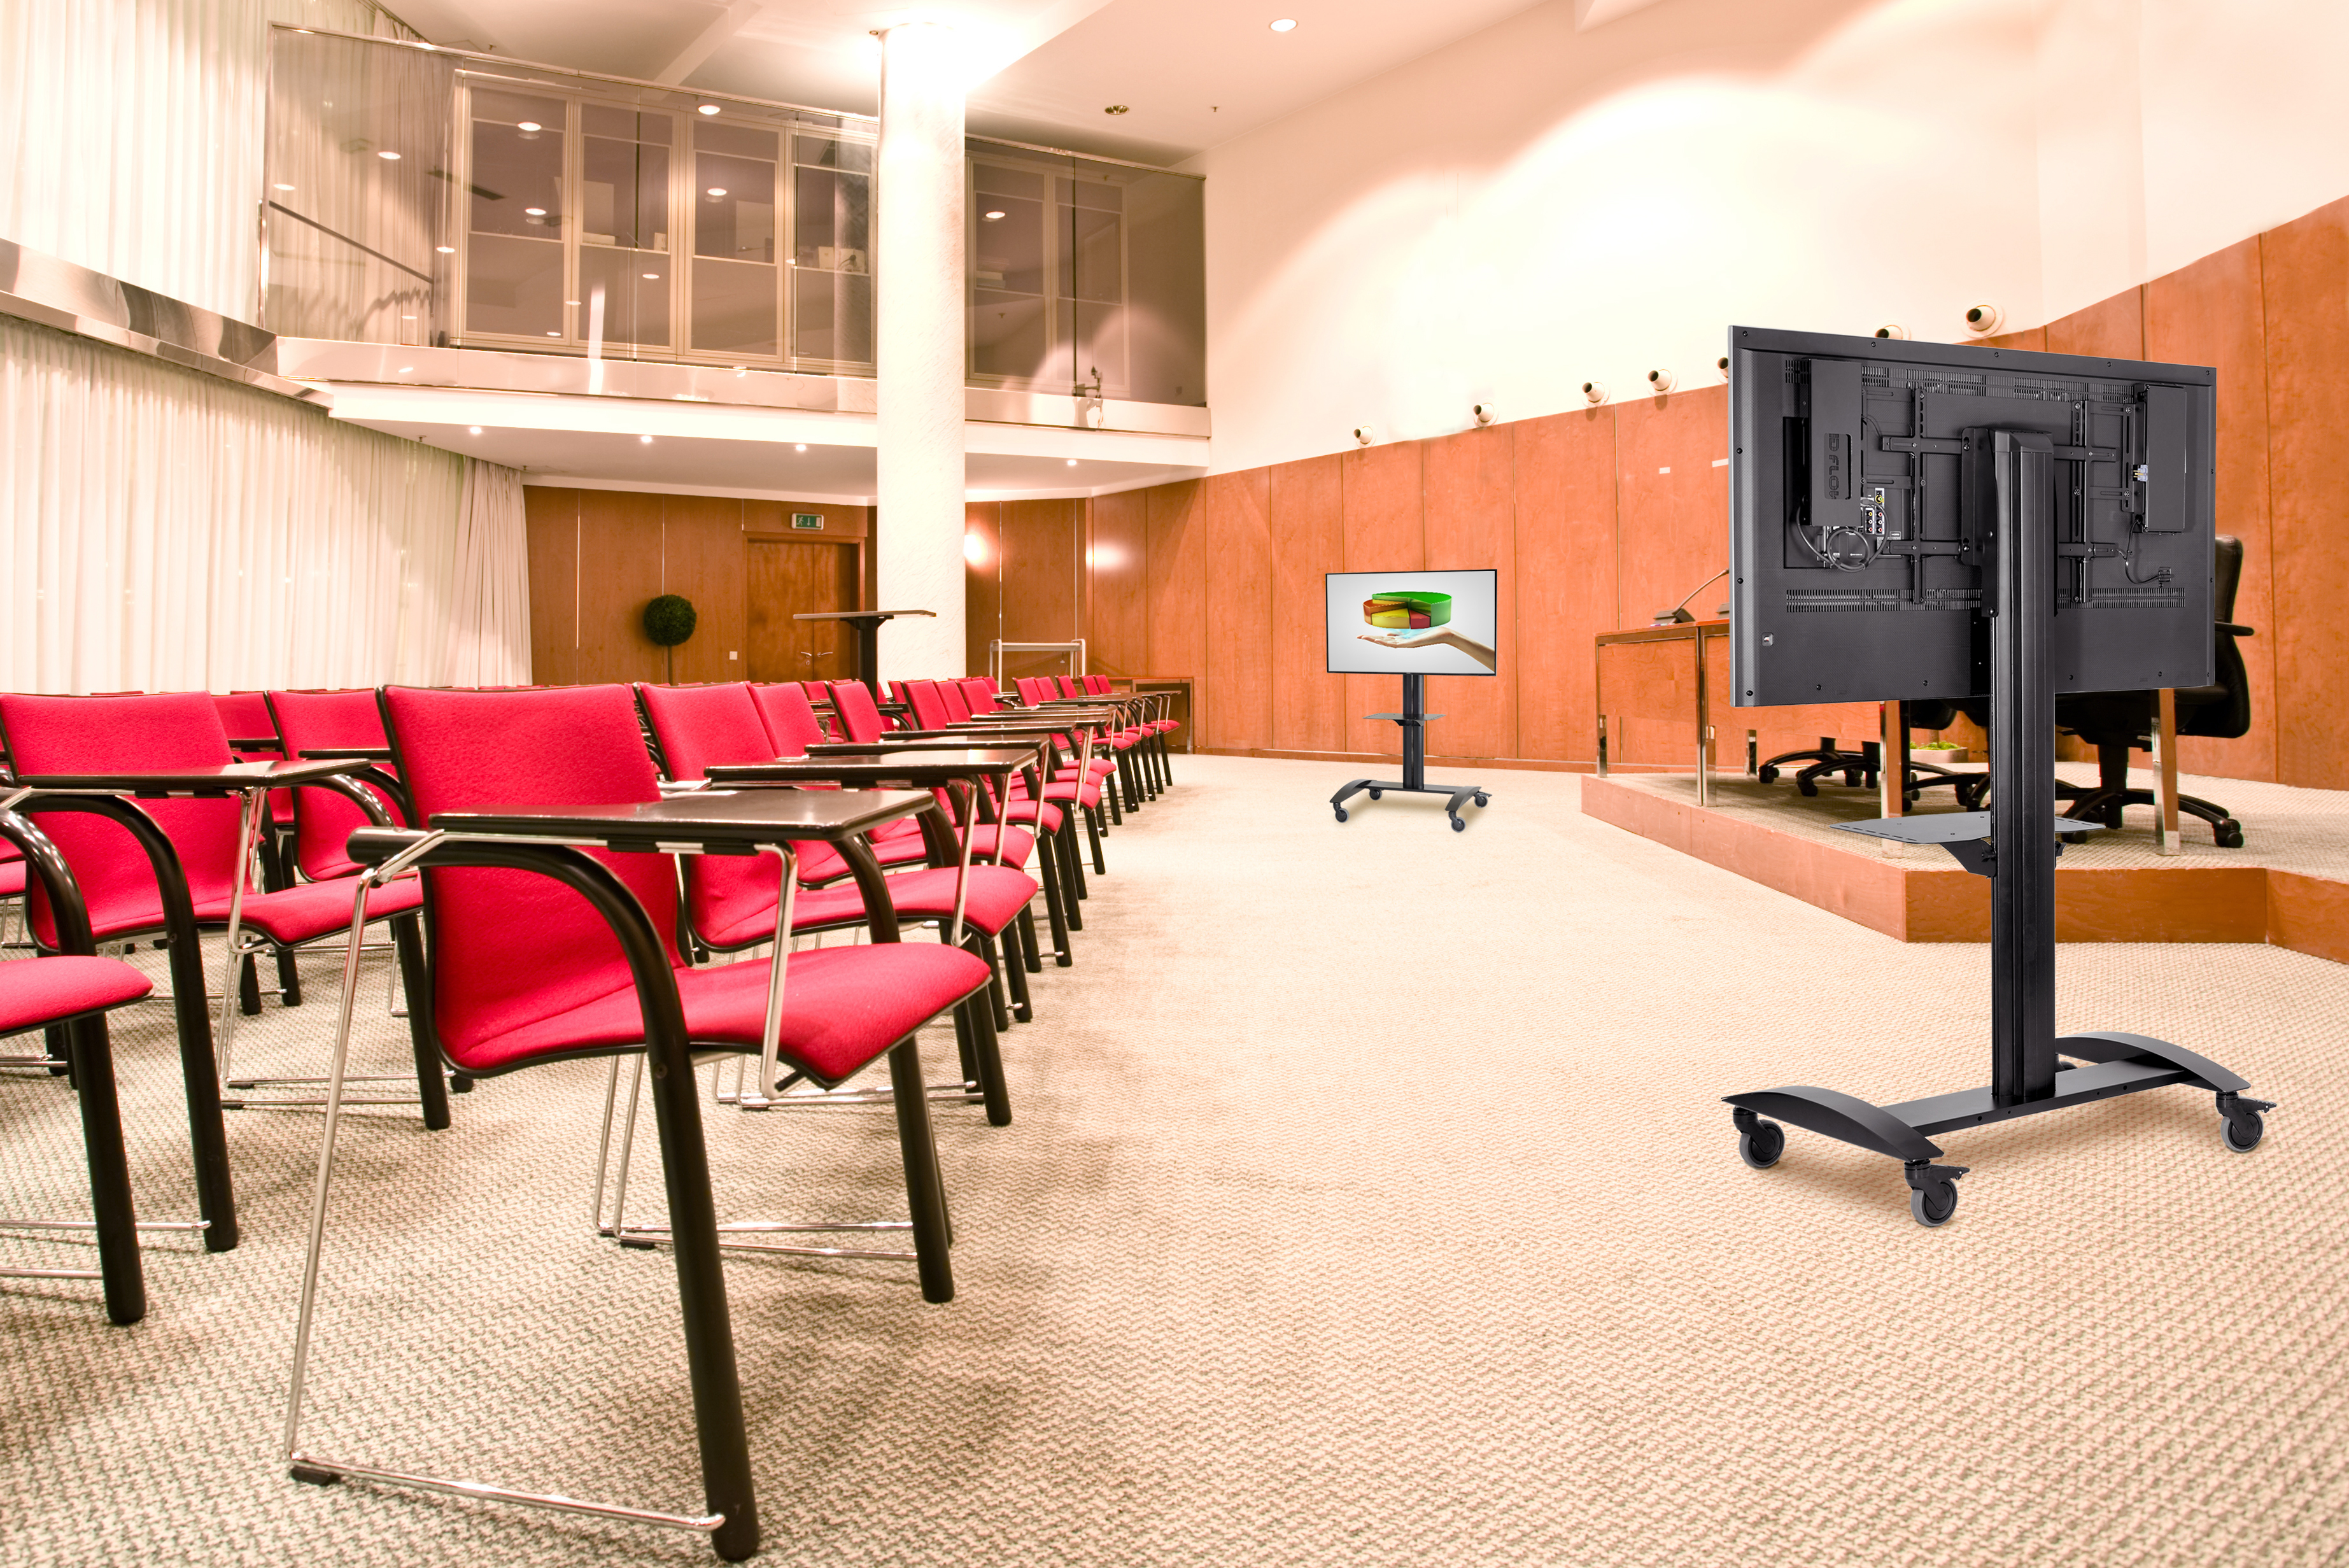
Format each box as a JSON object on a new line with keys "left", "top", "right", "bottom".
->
{"left": 3, "top": 755, "right": 2345, "bottom": 1566}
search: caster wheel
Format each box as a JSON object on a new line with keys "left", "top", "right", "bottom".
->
{"left": 1738, "top": 1120, "right": 1785, "bottom": 1169}
{"left": 1758, "top": 765, "right": 1779, "bottom": 784}
{"left": 1796, "top": 779, "right": 1819, "bottom": 797}
{"left": 1451, "top": 816, "right": 1465, "bottom": 832}
{"left": 1474, "top": 795, "right": 1490, "bottom": 807}
{"left": 1333, "top": 807, "right": 1348, "bottom": 823}
{"left": 1367, "top": 789, "right": 1383, "bottom": 800}
{"left": 2216, "top": 819, "right": 2245, "bottom": 849}
{"left": 1910, "top": 1180, "right": 1959, "bottom": 1228}
{"left": 2221, "top": 1108, "right": 2264, "bottom": 1152}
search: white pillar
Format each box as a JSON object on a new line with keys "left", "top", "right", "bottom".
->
{"left": 874, "top": 21, "right": 967, "bottom": 679}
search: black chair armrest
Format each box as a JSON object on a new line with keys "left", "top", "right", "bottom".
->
{"left": 2220, "top": 623, "right": 2254, "bottom": 638}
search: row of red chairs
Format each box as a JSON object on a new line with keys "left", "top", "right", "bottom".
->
{"left": 0, "top": 673, "right": 1170, "bottom": 1560}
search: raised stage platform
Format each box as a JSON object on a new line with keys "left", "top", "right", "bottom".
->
{"left": 1582, "top": 761, "right": 2349, "bottom": 962}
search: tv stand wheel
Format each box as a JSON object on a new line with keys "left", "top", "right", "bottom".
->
{"left": 1367, "top": 788, "right": 1383, "bottom": 800}
{"left": 1450, "top": 816, "right": 1465, "bottom": 832}
{"left": 1910, "top": 1178, "right": 1959, "bottom": 1228}
{"left": 1332, "top": 807, "right": 1348, "bottom": 823}
{"left": 2215, "top": 819, "right": 2245, "bottom": 849}
{"left": 1474, "top": 795, "right": 1489, "bottom": 808}
{"left": 1737, "top": 1120, "right": 1784, "bottom": 1169}
{"left": 1757, "top": 765, "right": 1779, "bottom": 784}
{"left": 2221, "top": 1106, "right": 2264, "bottom": 1152}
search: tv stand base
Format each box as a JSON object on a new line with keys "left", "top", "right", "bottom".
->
{"left": 1329, "top": 779, "right": 1490, "bottom": 833}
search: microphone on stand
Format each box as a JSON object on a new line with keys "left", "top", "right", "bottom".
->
{"left": 1653, "top": 567, "right": 1730, "bottom": 626}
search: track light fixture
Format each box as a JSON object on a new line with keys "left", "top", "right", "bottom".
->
{"left": 1472, "top": 403, "right": 1496, "bottom": 427}
{"left": 1352, "top": 424, "right": 1375, "bottom": 447}
{"left": 1581, "top": 381, "right": 1606, "bottom": 404}
{"left": 1965, "top": 303, "right": 2003, "bottom": 335}
{"left": 1647, "top": 367, "right": 1675, "bottom": 393}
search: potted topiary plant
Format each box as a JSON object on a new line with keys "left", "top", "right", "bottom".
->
{"left": 642, "top": 593, "right": 697, "bottom": 684}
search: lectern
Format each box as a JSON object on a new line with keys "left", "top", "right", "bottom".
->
{"left": 793, "top": 609, "right": 936, "bottom": 697}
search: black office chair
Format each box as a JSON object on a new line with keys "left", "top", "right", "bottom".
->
{"left": 2050, "top": 534, "right": 2250, "bottom": 846}
{"left": 1755, "top": 700, "right": 1970, "bottom": 802}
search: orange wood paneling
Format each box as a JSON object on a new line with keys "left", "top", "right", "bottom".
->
{"left": 1337, "top": 442, "right": 1423, "bottom": 757}
{"left": 1611, "top": 387, "right": 1730, "bottom": 764}
{"left": 1145, "top": 481, "right": 1207, "bottom": 714}
{"left": 1001, "top": 499, "right": 1081, "bottom": 646}
{"left": 964, "top": 503, "right": 1001, "bottom": 679}
{"left": 1266, "top": 456, "right": 1346, "bottom": 752}
{"left": 1513, "top": 409, "right": 1617, "bottom": 763}
{"left": 2045, "top": 289, "right": 2146, "bottom": 361}
{"left": 1982, "top": 327, "right": 2047, "bottom": 353}
{"left": 1201, "top": 470, "right": 1274, "bottom": 751}
{"left": 659, "top": 496, "right": 749, "bottom": 684}
{"left": 1421, "top": 425, "right": 1516, "bottom": 759}
{"left": 1085, "top": 490, "right": 1149, "bottom": 675}
{"left": 2260, "top": 195, "right": 2349, "bottom": 789}
{"left": 575, "top": 490, "right": 668, "bottom": 686}
{"left": 523, "top": 486, "right": 579, "bottom": 686}
{"left": 2145, "top": 237, "right": 2277, "bottom": 781}
{"left": 2269, "top": 870, "right": 2349, "bottom": 966}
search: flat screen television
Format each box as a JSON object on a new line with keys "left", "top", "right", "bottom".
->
{"left": 1726, "top": 326, "right": 2215, "bottom": 707}
{"left": 1324, "top": 569, "right": 1499, "bottom": 677}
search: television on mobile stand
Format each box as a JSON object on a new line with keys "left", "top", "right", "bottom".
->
{"left": 1723, "top": 325, "right": 2269, "bottom": 1226}
{"left": 1324, "top": 569, "right": 1497, "bottom": 832}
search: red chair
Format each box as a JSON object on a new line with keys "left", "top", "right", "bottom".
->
{"left": 264, "top": 689, "right": 411, "bottom": 880}
{"left": 0, "top": 809, "right": 152, "bottom": 1324}
{"left": 0, "top": 692, "right": 448, "bottom": 1129}
{"left": 747, "top": 683, "right": 827, "bottom": 758}
{"left": 275, "top": 683, "right": 990, "bottom": 1556}
{"left": 957, "top": 678, "right": 1002, "bottom": 715}
{"left": 638, "top": 682, "right": 1038, "bottom": 1054}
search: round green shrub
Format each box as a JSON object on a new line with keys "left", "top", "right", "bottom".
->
{"left": 642, "top": 594, "right": 698, "bottom": 647}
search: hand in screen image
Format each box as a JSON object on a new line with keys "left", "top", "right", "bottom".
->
{"left": 1357, "top": 628, "right": 1497, "bottom": 671}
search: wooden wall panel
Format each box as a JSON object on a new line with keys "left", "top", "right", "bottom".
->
{"left": 2045, "top": 290, "right": 2145, "bottom": 361}
{"left": 1513, "top": 410, "right": 1617, "bottom": 763}
{"left": 1145, "top": 481, "right": 1207, "bottom": 717}
{"left": 1611, "top": 388, "right": 1730, "bottom": 764}
{"left": 1001, "top": 499, "right": 1080, "bottom": 646}
{"left": 574, "top": 490, "right": 667, "bottom": 686}
{"left": 2146, "top": 237, "right": 2277, "bottom": 781}
{"left": 1201, "top": 470, "right": 1273, "bottom": 751}
{"left": 1421, "top": 425, "right": 1516, "bottom": 759}
{"left": 1338, "top": 442, "right": 1423, "bottom": 756}
{"left": 964, "top": 503, "right": 1002, "bottom": 680}
{"left": 1267, "top": 456, "right": 1346, "bottom": 752}
{"left": 659, "top": 496, "right": 749, "bottom": 684}
{"left": 523, "top": 486, "right": 579, "bottom": 686}
{"left": 1085, "top": 490, "right": 1150, "bottom": 675}
{"left": 2261, "top": 195, "right": 2349, "bottom": 789}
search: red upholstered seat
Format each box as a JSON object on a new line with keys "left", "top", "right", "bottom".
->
{"left": 1, "top": 853, "right": 22, "bottom": 900}
{"left": 0, "top": 953, "right": 153, "bottom": 1036}
{"left": 267, "top": 688, "right": 409, "bottom": 880}
{"left": 637, "top": 682, "right": 850, "bottom": 915}
{"left": 957, "top": 678, "right": 1001, "bottom": 714}
{"left": 236, "top": 875, "right": 423, "bottom": 945}
{"left": 748, "top": 683, "right": 828, "bottom": 758}
{"left": 905, "top": 681, "right": 956, "bottom": 730}
{"left": 385, "top": 684, "right": 986, "bottom": 1080}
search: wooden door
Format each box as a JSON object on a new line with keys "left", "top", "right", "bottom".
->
{"left": 747, "top": 540, "right": 860, "bottom": 684}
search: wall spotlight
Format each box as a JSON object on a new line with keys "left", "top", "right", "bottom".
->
{"left": 1581, "top": 381, "right": 1607, "bottom": 404}
{"left": 639, "top": 435, "right": 653, "bottom": 444}
{"left": 1716, "top": 356, "right": 1731, "bottom": 380}
{"left": 1646, "top": 367, "right": 1676, "bottom": 393}
{"left": 1352, "top": 424, "right": 1375, "bottom": 446}
{"left": 1875, "top": 323, "right": 1910, "bottom": 339}
{"left": 1965, "top": 303, "right": 2003, "bottom": 335}
{"left": 1471, "top": 402, "right": 1497, "bottom": 427}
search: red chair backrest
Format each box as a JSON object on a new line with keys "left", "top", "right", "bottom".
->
{"left": 748, "top": 684, "right": 826, "bottom": 758}
{"left": 905, "top": 680, "right": 955, "bottom": 730}
{"left": 1084, "top": 674, "right": 1111, "bottom": 696}
{"left": 381, "top": 684, "right": 681, "bottom": 1069}
{"left": 1055, "top": 676, "right": 1080, "bottom": 698}
{"left": 826, "top": 681, "right": 889, "bottom": 744}
{"left": 0, "top": 693, "right": 243, "bottom": 945}
{"left": 213, "top": 692, "right": 278, "bottom": 751}
{"left": 1014, "top": 677, "right": 1043, "bottom": 704}
{"left": 801, "top": 682, "right": 829, "bottom": 702}
{"left": 635, "top": 683, "right": 773, "bottom": 780}
{"left": 957, "top": 678, "right": 999, "bottom": 714}
{"left": 938, "top": 682, "right": 973, "bottom": 721}
{"left": 267, "top": 689, "right": 407, "bottom": 880}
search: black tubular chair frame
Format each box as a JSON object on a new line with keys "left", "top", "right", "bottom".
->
{"left": 0, "top": 807, "right": 148, "bottom": 1322}
{"left": 285, "top": 830, "right": 766, "bottom": 1562}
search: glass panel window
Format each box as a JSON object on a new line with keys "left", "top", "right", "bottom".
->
{"left": 579, "top": 246, "right": 672, "bottom": 349}
{"left": 795, "top": 268, "right": 871, "bottom": 365}
{"left": 691, "top": 125, "right": 779, "bottom": 357}
{"left": 466, "top": 88, "right": 567, "bottom": 338}
{"left": 972, "top": 162, "right": 1050, "bottom": 380}
{"left": 791, "top": 136, "right": 870, "bottom": 364}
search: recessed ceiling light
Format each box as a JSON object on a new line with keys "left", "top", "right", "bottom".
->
{"left": 435, "top": 244, "right": 455, "bottom": 253}
{"left": 400, "top": 314, "right": 416, "bottom": 320}
{"left": 377, "top": 150, "right": 401, "bottom": 160}
{"left": 468, "top": 425, "right": 483, "bottom": 435}
{"left": 272, "top": 183, "right": 295, "bottom": 192}
{"left": 982, "top": 209, "right": 1005, "bottom": 221}
{"left": 517, "top": 121, "right": 541, "bottom": 132}
{"left": 546, "top": 330, "right": 561, "bottom": 336}
{"left": 525, "top": 206, "right": 546, "bottom": 216}
{"left": 1270, "top": 17, "right": 1297, "bottom": 31}
{"left": 706, "top": 187, "right": 726, "bottom": 197}
{"left": 642, "top": 272, "right": 660, "bottom": 280}
{"left": 1066, "top": 458, "right": 1078, "bottom": 466}
{"left": 398, "top": 366, "right": 414, "bottom": 373}
{"left": 794, "top": 443, "right": 808, "bottom": 452}
{"left": 1103, "top": 104, "right": 1129, "bottom": 115}
{"left": 640, "top": 435, "right": 654, "bottom": 444}
{"left": 698, "top": 104, "right": 721, "bottom": 115}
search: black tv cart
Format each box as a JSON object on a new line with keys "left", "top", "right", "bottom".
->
{"left": 1330, "top": 674, "right": 1490, "bottom": 832}
{"left": 1725, "top": 429, "right": 2270, "bottom": 1226}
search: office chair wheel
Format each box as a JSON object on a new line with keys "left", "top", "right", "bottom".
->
{"left": 1910, "top": 1179, "right": 1959, "bottom": 1227}
{"left": 1758, "top": 765, "right": 1779, "bottom": 784}
{"left": 1333, "top": 807, "right": 1348, "bottom": 823}
{"left": 1796, "top": 778, "right": 1819, "bottom": 797}
{"left": 1737, "top": 1120, "right": 1785, "bottom": 1169}
{"left": 1450, "top": 816, "right": 1465, "bottom": 833}
{"left": 2220, "top": 1106, "right": 2264, "bottom": 1152}
{"left": 2215, "top": 819, "right": 2245, "bottom": 849}
{"left": 1367, "top": 789, "right": 1383, "bottom": 800}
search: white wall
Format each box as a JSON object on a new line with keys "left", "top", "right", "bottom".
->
{"left": 1189, "top": 0, "right": 2349, "bottom": 475}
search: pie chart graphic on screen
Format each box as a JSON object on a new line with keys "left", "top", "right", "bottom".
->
{"left": 1325, "top": 569, "right": 1497, "bottom": 677}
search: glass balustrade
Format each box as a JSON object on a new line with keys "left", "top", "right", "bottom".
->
{"left": 262, "top": 24, "right": 1205, "bottom": 407}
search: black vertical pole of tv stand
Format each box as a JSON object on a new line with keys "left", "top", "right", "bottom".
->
{"left": 1725, "top": 426, "right": 2269, "bottom": 1224}
{"left": 1398, "top": 674, "right": 1428, "bottom": 791}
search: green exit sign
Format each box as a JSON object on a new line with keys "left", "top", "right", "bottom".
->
{"left": 791, "top": 512, "right": 825, "bottom": 531}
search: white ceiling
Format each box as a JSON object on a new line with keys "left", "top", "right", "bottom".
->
{"left": 377, "top": 0, "right": 1663, "bottom": 164}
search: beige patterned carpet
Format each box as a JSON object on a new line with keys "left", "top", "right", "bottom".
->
{"left": 3, "top": 755, "right": 2345, "bottom": 1566}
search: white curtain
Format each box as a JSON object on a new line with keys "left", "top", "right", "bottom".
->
{"left": 0, "top": 314, "right": 531, "bottom": 693}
